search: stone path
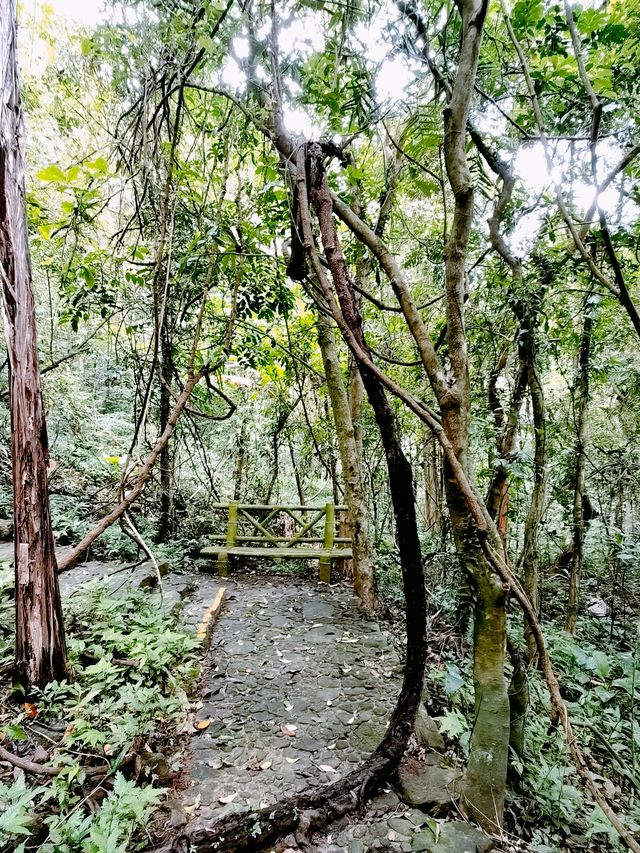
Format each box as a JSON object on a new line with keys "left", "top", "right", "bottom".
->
{"left": 182, "top": 574, "right": 494, "bottom": 852}
{"left": 186, "top": 576, "right": 402, "bottom": 815}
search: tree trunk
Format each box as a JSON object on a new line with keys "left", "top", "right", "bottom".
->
{"left": 445, "top": 468, "right": 510, "bottom": 829}
{"left": 232, "top": 421, "right": 246, "bottom": 501}
{"left": 0, "top": 0, "right": 69, "bottom": 691}
{"left": 157, "top": 318, "right": 176, "bottom": 542}
{"left": 518, "top": 307, "right": 547, "bottom": 662}
{"left": 422, "top": 428, "right": 443, "bottom": 534}
{"left": 288, "top": 439, "right": 305, "bottom": 506}
{"left": 565, "top": 303, "right": 593, "bottom": 634}
{"left": 317, "top": 311, "right": 376, "bottom": 611}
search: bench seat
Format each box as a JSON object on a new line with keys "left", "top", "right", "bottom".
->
{"left": 200, "top": 546, "right": 353, "bottom": 560}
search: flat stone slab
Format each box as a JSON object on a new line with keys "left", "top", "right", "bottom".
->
{"left": 397, "top": 757, "right": 463, "bottom": 809}
{"left": 414, "top": 705, "right": 445, "bottom": 751}
{"left": 428, "top": 821, "right": 493, "bottom": 852}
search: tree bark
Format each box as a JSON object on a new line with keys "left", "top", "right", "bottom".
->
{"left": 0, "top": 0, "right": 68, "bottom": 690}
{"left": 317, "top": 311, "right": 376, "bottom": 611}
{"left": 157, "top": 316, "right": 176, "bottom": 542}
{"left": 422, "top": 428, "right": 443, "bottom": 534}
{"left": 565, "top": 302, "right": 593, "bottom": 634}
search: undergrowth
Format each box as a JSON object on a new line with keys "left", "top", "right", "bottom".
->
{"left": 419, "top": 579, "right": 640, "bottom": 852}
{"left": 0, "top": 577, "right": 200, "bottom": 853}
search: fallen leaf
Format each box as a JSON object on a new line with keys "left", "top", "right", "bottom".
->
{"left": 194, "top": 719, "right": 212, "bottom": 731}
{"left": 281, "top": 724, "right": 298, "bottom": 736}
{"left": 184, "top": 796, "right": 201, "bottom": 814}
{"left": 219, "top": 793, "right": 238, "bottom": 804}
{"left": 24, "top": 702, "right": 38, "bottom": 719}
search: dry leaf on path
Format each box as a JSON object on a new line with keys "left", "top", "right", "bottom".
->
{"left": 219, "top": 793, "right": 238, "bottom": 804}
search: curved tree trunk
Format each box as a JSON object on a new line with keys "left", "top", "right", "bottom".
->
{"left": 0, "top": 0, "right": 68, "bottom": 691}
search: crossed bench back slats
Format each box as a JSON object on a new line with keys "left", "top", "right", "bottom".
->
{"left": 200, "top": 502, "right": 352, "bottom": 583}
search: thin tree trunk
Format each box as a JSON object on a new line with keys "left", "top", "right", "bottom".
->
{"left": 422, "top": 428, "right": 442, "bottom": 533}
{"left": 565, "top": 303, "right": 593, "bottom": 634}
{"left": 157, "top": 318, "right": 176, "bottom": 542}
{"left": 288, "top": 439, "right": 305, "bottom": 506}
{"left": 232, "top": 421, "right": 247, "bottom": 501}
{"left": 317, "top": 311, "right": 376, "bottom": 611}
{"left": 0, "top": 0, "right": 68, "bottom": 690}
{"left": 518, "top": 310, "right": 547, "bottom": 662}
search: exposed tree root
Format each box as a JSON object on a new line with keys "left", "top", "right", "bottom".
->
{"left": 163, "top": 751, "right": 399, "bottom": 852}
{"left": 0, "top": 745, "right": 108, "bottom": 778}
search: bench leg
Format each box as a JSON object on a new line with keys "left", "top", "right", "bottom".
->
{"left": 217, "top": 552, "right": 229, "bottom": 578}
{"left": 319, "top": 555, "right": 331, "bottom": 585}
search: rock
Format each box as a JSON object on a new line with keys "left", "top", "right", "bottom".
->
{"left": 142, "top": 751, "right": 176, "bottom": 784}
{"left": 352, "top": 720, "right": 387, "bottom": 752}
{"left": 397, "top": 757, "right": 462, "bottom": 808}
{"left": 32, "top": 745, "right": 49, "bottom": 763}
{"left": 432, "top": 821, "right": 493, "bottom": 852}
{"left": 162, "top": 793, "right": 188, "bottom": 828}
{"left": 302, "top": 599, "right": 336, "bottom": 621}
{"left": 413, "top": 828, "right": 436, "bottom": 851}
{"left": 387, "top": 816, "right": 414, "bottom": 838}
{"left": 414, "top": 705, "right": 445, "bottom": 750}
{"left": 0, "top": 519, "right": 12, "bottom": 542}
{"left": 587, "top": 596, "right": 609, "bottom": 618}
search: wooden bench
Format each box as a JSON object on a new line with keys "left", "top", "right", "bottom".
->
{"left": 200, "top": 502, "right": 352, "bottom": 583}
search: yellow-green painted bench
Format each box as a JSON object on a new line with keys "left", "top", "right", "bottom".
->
{"left": 200, "top": 502, "right": 352, "bottom": 583}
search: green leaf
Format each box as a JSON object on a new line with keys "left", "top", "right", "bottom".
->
{"left": 444, "top": 663, "right": 464, "bottom": 695}
{"left": 591, "top": 651, "right": 610, "bottom": 679}
{"left": 2, "top": 723, "right": 27, "bottom": 741}
{"left": 36, "top": 165, "right": 67, "bottom": 183}
{"left": 435, "top": 708, "right": 468, "bottom": 739}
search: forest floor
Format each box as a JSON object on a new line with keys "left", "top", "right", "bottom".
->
{"left": 0, "top": 549, "right": 498, "bottom": 852}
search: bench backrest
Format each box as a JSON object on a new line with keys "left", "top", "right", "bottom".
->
{"left": 210, "top": 502, "right": 350, "bottom": 550}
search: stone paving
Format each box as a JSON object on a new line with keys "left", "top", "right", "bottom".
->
{"left": 181, "top": 573, "right": 493, "bottom": 852}
{"left": 185, "top": 575, "right": 402, "bottom": 816}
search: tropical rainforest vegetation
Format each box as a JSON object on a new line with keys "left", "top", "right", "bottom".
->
{"left": 1, "top": 0, "right": 640, "bottom": 849}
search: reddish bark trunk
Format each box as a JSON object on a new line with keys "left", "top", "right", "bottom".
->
{"left": 0, "top": 0, "right": 68, "bottom": 690}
